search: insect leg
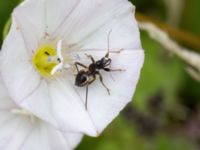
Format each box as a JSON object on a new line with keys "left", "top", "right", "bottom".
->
{"left": 87, "top": 75, "right": 96, "bottom": 84}
{"left": 109, "top": 48, "right": 123, "bottom": 53}
{"left": 74, "top": 62, "right": 87, "bottom": 72}
{"left": 105, "top": 48, "right": 124, "bottom": 58}
{"left": 84, "top": 76, "right": 96, "bottom": 110}
{"left": 97, "top": 72, "right": 110, "bottom": 95}
{"left": 85, "top": 85, "right": 89, "bottom": 110}
{"left": 85, "top": 54, "right": 95, "bottom": 63}
{"left": 104, "top": 68, "right": 126, "bottom": 72}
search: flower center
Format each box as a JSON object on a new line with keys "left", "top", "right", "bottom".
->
{"left": 32, "top": 44, "right": 60, "bottom": 77}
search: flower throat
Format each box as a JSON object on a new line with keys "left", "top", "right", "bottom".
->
{"left": 32, "top": 45, "right": 60, "bottom": 77}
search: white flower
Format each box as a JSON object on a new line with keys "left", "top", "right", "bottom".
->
{"left": 0, "top": 77, "right": 83, "bottom": 150}
{"left": 0, "top": 0, "right": 144, "bottom": 136}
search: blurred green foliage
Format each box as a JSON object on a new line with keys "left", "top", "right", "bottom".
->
{"left": 0, "top": 0, "right": 200, "bottom": 150}
{"left": 0, "top": 0, "right": 20, "bottom": 45}
{"left": 181, "top": 0, "right": 200, "bottom": 36}
{"left": 132, "top": 0, "right": 166, "bottom": 19}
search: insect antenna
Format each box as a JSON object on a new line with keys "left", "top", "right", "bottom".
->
{"left": 105, "top": 30, "right": 116, "bottom": 81}
{"left": 105, "top": 29, "right": 112, "bottom": 58}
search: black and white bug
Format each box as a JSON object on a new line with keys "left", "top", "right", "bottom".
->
{"left": 74, "top": 31, "right": 125, "bottom": 110}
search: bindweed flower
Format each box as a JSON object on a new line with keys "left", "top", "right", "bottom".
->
{"left": 0, "top": 0, "right": 144, "bottom": 136}
{"left": 0, "top": 77, "right": 83, "bottom": 150}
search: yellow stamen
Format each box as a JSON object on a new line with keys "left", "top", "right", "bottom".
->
{"left": 32, "top": 44, "right": 59, "bottom": 77}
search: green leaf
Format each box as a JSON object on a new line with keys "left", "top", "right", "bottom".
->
{"left": 3, "top": 18, "right": 11, "bottom": 40}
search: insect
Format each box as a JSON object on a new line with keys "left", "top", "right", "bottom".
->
{"left": 74, "top": 31, "right": 125, "bottom": 110}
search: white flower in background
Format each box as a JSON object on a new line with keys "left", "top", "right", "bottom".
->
{"left": 0, "top": 0, "right": 144, "bottom": 136}
{"left": 0, "top": 77, "right": 83, "bottom": 150}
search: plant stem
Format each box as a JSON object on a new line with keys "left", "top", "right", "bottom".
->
{"left": 136, "top": 12, "right": 200, "bottom": 51}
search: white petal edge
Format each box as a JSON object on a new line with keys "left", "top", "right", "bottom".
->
{"left": 0, "top": 77, "right": 83, "bottom": 150}
{"left": 0, "top": 18, "right": 41, "bottom": 103}
{"left": 13, "top": 0, "right": 82, "bottom": 47}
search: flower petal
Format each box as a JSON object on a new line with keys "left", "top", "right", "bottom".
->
{"left": 0, "top": 18, "right": 41, "bottom": 103}
{"left": 20, "top": 78, "right": 98, "bottom": 136}
{"left": 0, "top": 18, "right": 97, "bottom": 136}
{"left": 13, "top": 0, "right": 45, "bottom": 52}
{"left": 0, "top": 77, "right": 83, "bottom": 150}
{"left": 78, "top": 6, "right": 142, "bottom": 51}
{"left": 1, "top": 0, "right": 144, "bottom": 137}
{"left": 13, "top": 0, "right": 135, "bottom": 48}
{"left": 0, "top": 82, "right": 15, "bottom": 110}
{"left": 65, "top": 6, "right": 144, "bottom": 133}
{"left": 19, "top": 123, "right": 83, "bottom": 150}
{"left": 52, "top": 0, "right": 135, "bottom": 46}
{"left": 0, "top": 114, "right": 83, "bottom": 150}
{"left": 63, "top": 133, "right": 83, "bottom": 149}
{"left": 13, "top": 0, "right": 82, "bottom": 42}
{"left": 44, "top": 0, "right": 82, "bottom": 35}
{"left": 70, "top": 49, "right": 144, "bottom": 133}
{"left": 49, "top": 78, "right": 98, "bottom": 135}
